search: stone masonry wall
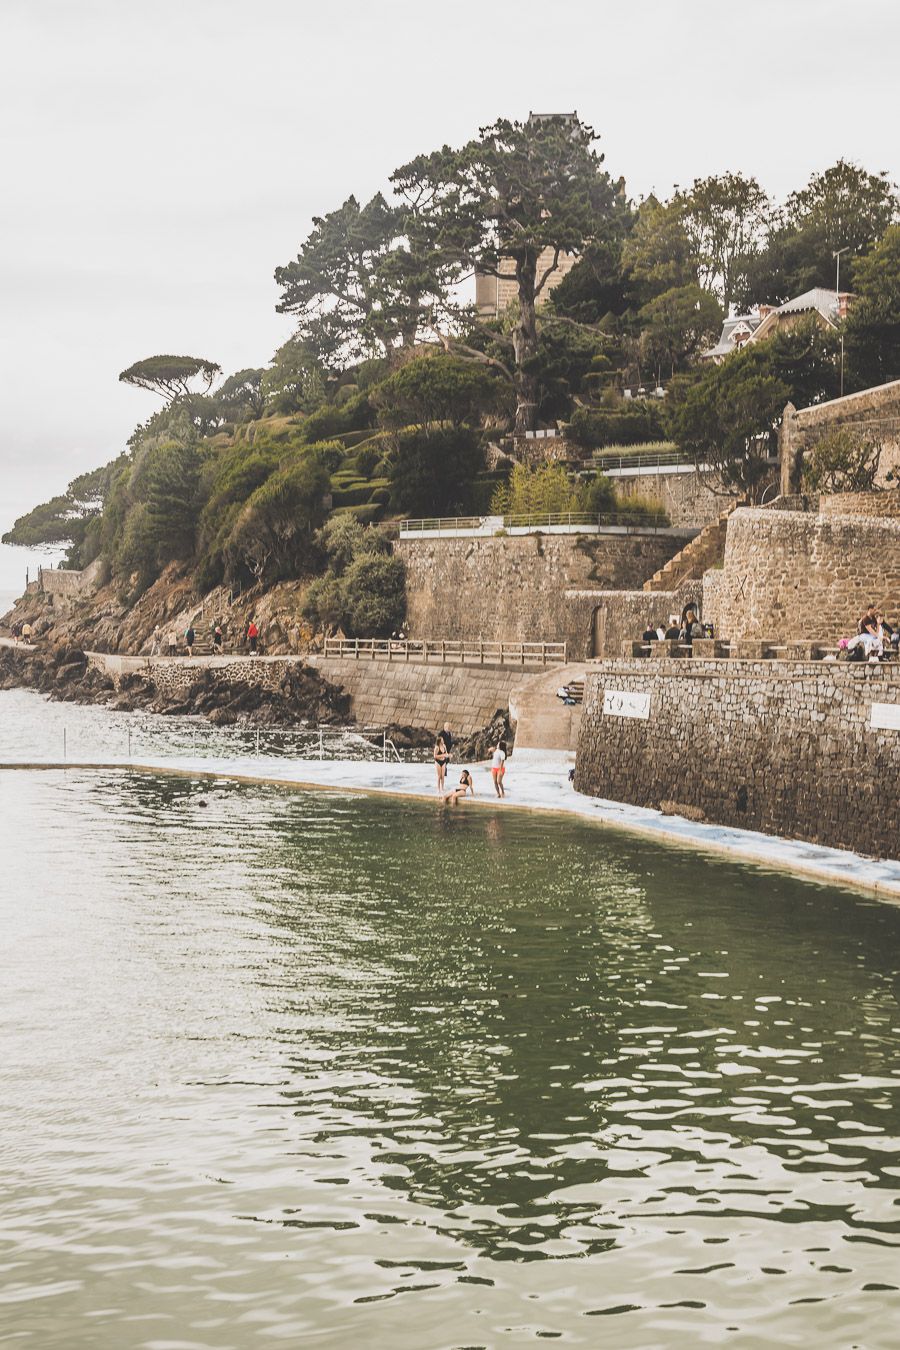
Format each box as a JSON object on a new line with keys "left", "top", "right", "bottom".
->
{"left": 87, "top": 652, "right": 540, "bottom": 735}
{"left": 575, "top": 658, "right": 900, "bottom": 859}
{"left": 569, "top": 580, "right": 703, "bottom": 659}
{"left": 610, "top": 469, "right": 738, "bottom": 528}
{"left": 819, "top": 487, "right": 900, "bottom": 519}
{"left": 309, "top": 657, "right": 534, "bottom": 733}
{"left": 712, "top": 507, "right": 900, "bottom": 641}
{"left": 398, "top": 533, "right": 685, "bottom": 657}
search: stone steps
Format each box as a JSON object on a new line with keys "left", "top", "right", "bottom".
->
{"left": 643, "top": 501, "right": 743, "bottom": 592}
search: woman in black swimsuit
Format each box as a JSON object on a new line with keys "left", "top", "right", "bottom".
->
{"left": 433, "top": 735, "right": 450, "bottom": 793}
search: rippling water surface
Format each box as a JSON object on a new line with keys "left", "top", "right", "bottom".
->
{"left": 1, "top": 691, "right": 899, "bottom": 1348}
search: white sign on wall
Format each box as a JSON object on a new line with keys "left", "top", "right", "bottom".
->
{"left": 603, "top": 689, "right": 651, "bottom": 720}
{"left": 871, "top": 702, "right": 900, "bottom": 731}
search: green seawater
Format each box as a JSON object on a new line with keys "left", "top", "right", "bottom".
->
{"left": 1, "top": 751, "right": 899, "bottom": 1347}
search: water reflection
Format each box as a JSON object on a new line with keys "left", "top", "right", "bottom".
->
{"left": 1, "top": 752, "right": 899, "bottom": 1348}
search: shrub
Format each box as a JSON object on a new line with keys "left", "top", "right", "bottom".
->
{"left": 568, "top": 403, "right": 667, "bottom": 449}
{"left": 491, "top": 462, "right": 580, "bottom": 517}
{"left": 801, "top": 428, "right": 882, "bottom": 493}
{"left": 343, "top": 554, "right": 406, "bottom": 636}
{"left": 387, "top": 426, "right": 484, "bottom": 516}
{"left": 353, "top": 445, "right": 381, "bottom": 477}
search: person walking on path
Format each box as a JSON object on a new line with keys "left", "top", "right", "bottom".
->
{"left": 167, "top": 628, "right": 179, "bottom": 657}
{"left": 185, "top": 625, "right": 195, "bottom": 657}
{"left": 433, "top": 733, "right": 450, "bottom": 793}
{"left": 212, "top": 623, "right": 224, "bottom": 654}
{"left": 247, "top": 619, "right": 259, "bottom": 655}
{"left": 490, "top": 740, "right": 507, "bottom": 798}
{"left": 149, "top": 625, "right": 161, "bottom": 656}
{"left": 443, "top": 769, "right": 474, "bottom": 803}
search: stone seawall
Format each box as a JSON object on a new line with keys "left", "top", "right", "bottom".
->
{"left": 87, "top": 652, "right": 540, "bottom": 735}
{"left": 399, "top": 533, "right": 685, "bottom": 658}
{"left": 574, "top": 658, "right": 900, "bottom": 859}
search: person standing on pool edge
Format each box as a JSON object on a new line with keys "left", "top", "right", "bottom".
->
{"left": 490, "top": 739, "right": 507, "bottom": 798}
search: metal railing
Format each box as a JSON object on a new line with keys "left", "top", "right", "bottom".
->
{"left": 398, "top": 510, "right": 671, "bottom": 535}
{"left": 399, "top": 515, "right": 486, "bottom": 534}
{"left": 53, "top": 722, "right": 405, "bottom": 763}
{"left": 591, "top": 448, "right": 698, "bottom": 472}
{"left": 323, "top": 637, "right": 568, "bottom": 666}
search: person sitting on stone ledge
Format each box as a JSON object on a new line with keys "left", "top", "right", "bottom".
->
{"left": 876, "top": 611, "right": 898, "bottom": 657}
{"left": 847, "top": 609, "right": 883, "bottom": 661}
{"left": 664, "top": 616, "right": 681, "bottom": 640}
{"left": 642, "top": 621, "right": 658, "bottom": 643}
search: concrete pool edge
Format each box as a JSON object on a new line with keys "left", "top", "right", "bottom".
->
{"left": 3, "top": 754, "right": 899, "bottom": 904}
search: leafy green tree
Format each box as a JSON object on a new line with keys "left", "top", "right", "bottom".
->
{"left": 372, "top": 353, "right": 502, "bottom": 429}
{"left": 139, "top": 440, "right": 202, "bottom": 564}
{"left": 681, "top": 173, "right": 770, "bottom": 310}
{"left": 275, "top": 192, "right": 459, "bottom": 364}
{"left": 275, "top": 195, "right": 395, "bottom": 364}
{"left": 2, "top": 454, "right": 125, "bottom": 555}
{"left": 222, "top": 455, "right": 330, "bottom": 585}
{"left": 342, "top": 554, "right": 406, "bottom": 636}
{"left": 667, "top": 345, "right": 789, "bottom": 495}
{"left": 622, "top": 195, "right": 697, "bottom": 303}
{"left": 394, "top": 115, "right": 621, "bottom": 433}
{"left": 845, "top": 225, "right": 900, "bottom": 387}
{"left": 216, "top": 368, "right": 266, "bottom": 423}
{"left": 387, "top": 426, "right": 484, "bottom": 516}
{"left": 801, "top": 427, "right": 882, "bottom": 493}
{"left": 119, "top": 354, "right": 221, "bottom": 401}
{"left": 261, "top": 338, "right": 327, "bottom": 414}
{"left": 742, "top": 160, "right": 898, "bottom": 304}
{"left": 637, "top": 285, "right": 723, "bottom": 378}
{"left": 316, "top": 514, "right": 388, "bottom": 572}
{"left": 548, "top": 200, "right": 636, "bottom": 323}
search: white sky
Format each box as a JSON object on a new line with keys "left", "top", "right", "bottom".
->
{"left": 1, "top": 0, "right": 898, "bottom": 590}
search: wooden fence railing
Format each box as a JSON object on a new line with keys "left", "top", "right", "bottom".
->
{"left": 323, "top": 638, "right": 568, "bottom": 666}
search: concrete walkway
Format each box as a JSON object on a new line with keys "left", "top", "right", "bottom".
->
{"left": 3, "top": 748, "right": 899, "bottom": 903}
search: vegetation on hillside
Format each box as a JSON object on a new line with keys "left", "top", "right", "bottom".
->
{"left": 5, "top": 115, "right": 900, "bottom": 625}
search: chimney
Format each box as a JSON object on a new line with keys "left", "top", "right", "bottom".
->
{"left": 757, "top": 304, "right": 774, "bottom": 319}
{"left": 837, "top": 292, "right": 853, "bottom": 320}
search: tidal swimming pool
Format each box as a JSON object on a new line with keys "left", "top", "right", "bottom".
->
{"left": 1, "top": 744, "right": 898, "bottom": 1347}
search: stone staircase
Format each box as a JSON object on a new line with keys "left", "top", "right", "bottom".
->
{"left": 509, "top": 663, "right": 590, "bottom": 752}
{"left": 642, "top": 500, "right": 743, "bottom": 592}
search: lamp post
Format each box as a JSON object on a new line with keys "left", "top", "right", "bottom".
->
{"left": 833, "top": 248, "right": 849, "bottom": 398}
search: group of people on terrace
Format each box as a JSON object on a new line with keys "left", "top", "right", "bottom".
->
{"left": 641, "top": 605, "right": 708, "bottom": 648}
{"left": 434, "top": 722, "right": 508, "bottom": 801}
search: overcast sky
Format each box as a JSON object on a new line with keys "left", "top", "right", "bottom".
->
{"left": 1, "top": 0, "right": 898, "bottom": 591}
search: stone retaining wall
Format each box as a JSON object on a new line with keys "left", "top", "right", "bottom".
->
{"left": 309, "top": 657, "right": 534, "bottom": 733}
{"left": 611, "top": 469, "right": 737, "bottom": 528}
{"left": 819, "top": 487, "right": 900, "bottom": 519}
{"left": 706, "top": 507, "right": 900, "bottom": 641}
{"left": 399, "top": 532, "right": 685, "bottom": 657}
{"left": 574, "top": 658, "right": 900, "bottom": 859}
{"left": 87, "top": 652, "right": 539, "bottom": 735}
